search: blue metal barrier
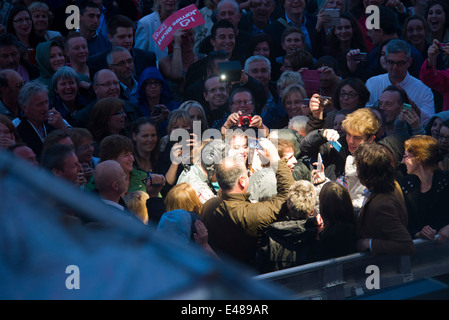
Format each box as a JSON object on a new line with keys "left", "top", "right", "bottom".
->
{"left": 255, "top": 234, "right": 449, "bottom": 299}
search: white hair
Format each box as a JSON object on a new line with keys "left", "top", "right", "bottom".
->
{"left": 244, "top": 55, "right": 271, "bottom": 74}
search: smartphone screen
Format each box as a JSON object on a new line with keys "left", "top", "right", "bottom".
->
{"left": 317, "top": 153, "right": 323, "bottom": 172}
{"left": 402, "top": 103, "right": 412, "bottom": 111}
{"left": 323, "top": 8, "right": 340, "bottom": 27}
{"left": 248, "top": 137, "right": 262, "bottom": 150}
{"left": 218, "top": 60, "right": 242, "bottom": 83}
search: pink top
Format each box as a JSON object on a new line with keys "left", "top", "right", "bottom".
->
{"left": 420, "top": 59, "right": 449, "bottom": 112}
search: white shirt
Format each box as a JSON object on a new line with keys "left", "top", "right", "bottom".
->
{"left": 176, "top": 164, "right": 216, "bottom": 204}
{"left": 134, "top": 11, "right": 168, "bottom": 62}
{"left": 345, "top": 155, "right": 366, "bottom": 214}
{"left": 365, "top": 72, "right": 434, "bottom": 126}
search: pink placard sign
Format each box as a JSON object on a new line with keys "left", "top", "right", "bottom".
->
{"left": 152, "top": 4, "right": 205, "bottom": 51}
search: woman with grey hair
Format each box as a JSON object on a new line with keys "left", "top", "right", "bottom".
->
{"left": 178, "top": 100, "right": 209, "bottom": 134}
{"left": 50, "top": 66, "right": 92, "bottom": 126}
{"left": 277, "top": 70, "right": 304, "bottom": 95}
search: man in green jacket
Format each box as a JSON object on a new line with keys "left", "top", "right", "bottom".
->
{"left": 201, "top": 138, "right": 295, "bottom": 267}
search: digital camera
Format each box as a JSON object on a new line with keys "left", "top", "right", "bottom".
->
{"left": 239, "top": 115, "right": 253, "bottom": 126}
{"left": 318, "top": 95, "right": 333, "bottom": 107}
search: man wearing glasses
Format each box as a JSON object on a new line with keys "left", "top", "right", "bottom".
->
{"left": 219, "top": 87, "right": 269, "bottom": 136}
{"left": 72, "top": 69, "right": 142, "bottom": 128}
{"left": 365, "top": 39, "right": 434, "bottom": 126}
{"left": 347, "top": 6, "right": 423, "bottom": 81}
{"left": 107, "top": 47, "right": 138, "bottom": 104}
{"left": 203, "top": 74, "right": 231, "bottom": 128}
{"left": 88, "top": 14, "right": 156, "bottom": 81}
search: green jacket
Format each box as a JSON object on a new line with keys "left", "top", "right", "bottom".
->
{"left": 201, "top": 159, "right": 295, "bottom": 266}
{"left": 84, "top": 167, "right": 147, "bottom": 194}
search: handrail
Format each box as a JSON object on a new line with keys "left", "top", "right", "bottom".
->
{"left": 254, "top": 235, "right": 449, "bottom": 300}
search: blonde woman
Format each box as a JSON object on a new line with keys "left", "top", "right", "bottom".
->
{"left": 163, "top": 183, "right": 220, "bottom": 259}
{"left": 123, "top": 191, "right": 150, "bottom": 224}
{"left": 164, "top": 182, "right": 202, "bottom": 215}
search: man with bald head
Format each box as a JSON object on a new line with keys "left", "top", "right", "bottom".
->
{"left": 201, "top": 138, "right": 295, "bottom": 267}
{"left": 94, "top": 160, "right": 127, "bottom": 210}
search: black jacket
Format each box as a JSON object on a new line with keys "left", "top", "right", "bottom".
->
{"left": 16, "top": 119, "right": 57, "bottom": 160}
{"left": 256, "top": 217, "right": 318, "bottom": 273}
{"left": 299, "top": 128, "right": 349, "bottom": 181}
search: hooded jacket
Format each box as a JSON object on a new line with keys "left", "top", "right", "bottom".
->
{"left": 256, "top": 218, "right": 318, "bottom": 273}
{"left": 36, "top": 40, "right": 63, "bottom": 97}
{"left": 425, "top": 111, "right": 449, "bottom": 135}
{"left": 137, "top": 67, "right": 179, "bottom": 136}
{"left": 137, "top": 66, "right": 179, "bottom": 114}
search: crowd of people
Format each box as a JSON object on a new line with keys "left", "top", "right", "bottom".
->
{"left": 1, "top": 0, "right": 449, "bottom": 274}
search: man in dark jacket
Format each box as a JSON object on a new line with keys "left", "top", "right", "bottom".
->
{"left": 256, "top": 179, "right": 319, "bottom": 273}
{"left": 201, "top": 138, "right": 295, "bottom": 267}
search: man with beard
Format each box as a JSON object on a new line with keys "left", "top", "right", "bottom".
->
{"left": 0, "top": 69, "right": 25, "bottom": 121}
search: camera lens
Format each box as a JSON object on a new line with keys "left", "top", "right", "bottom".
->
{"left": 242, "top": 117, "right": 250, "bottom": 126}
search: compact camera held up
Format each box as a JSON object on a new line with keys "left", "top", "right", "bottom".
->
{"left": 239, "top": 115, "right": 252, "bottom": 127}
